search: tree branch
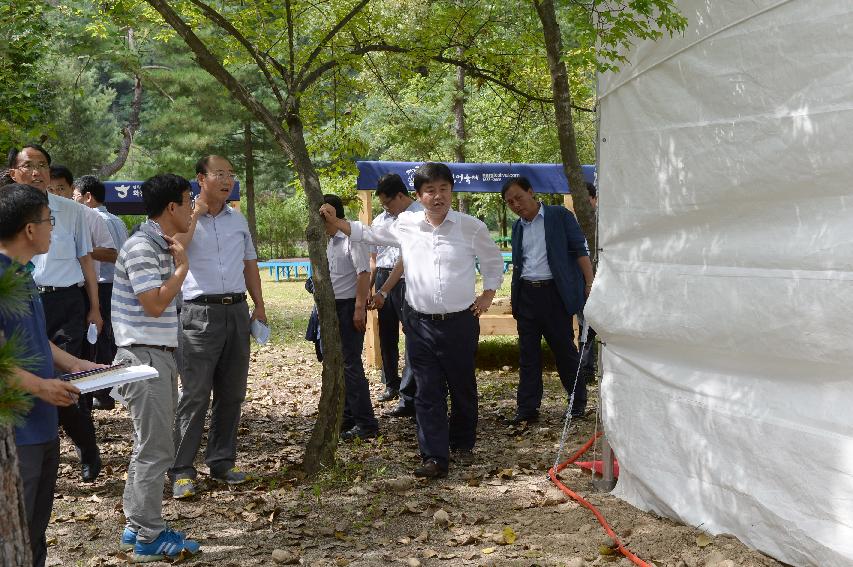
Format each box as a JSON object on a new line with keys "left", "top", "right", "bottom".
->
{"left": 143, "top": 0, "right": 297, "bottom": 161}
{"left": 285, "top": 0, "right": 295, "bottom": 87}
{"left": 186, "top": 0, "right": 289, "bottom": 108}
{"left": 293, "top": 0, "right": 371, "bottom": 90}
{"left": 298, "top": 43, "right": 597, "bottom": 109}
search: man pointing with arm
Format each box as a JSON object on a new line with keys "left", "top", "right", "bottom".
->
{"left": 320, "top": 162, "right": 503, "bottom": 478}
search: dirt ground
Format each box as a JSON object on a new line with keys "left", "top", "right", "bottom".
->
{"left": 47, "top": 341, "right": 785, "bottom": 567}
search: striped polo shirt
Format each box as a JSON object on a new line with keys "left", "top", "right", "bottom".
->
{"left": 112, "top": 220, "right": 179, "bottom": 347}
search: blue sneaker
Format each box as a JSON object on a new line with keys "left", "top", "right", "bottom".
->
{"left": 132, "top": 529, "right": 200, "bottom": 562}
{"left": 120, "top": 527, "right": 137, "bottom": 551}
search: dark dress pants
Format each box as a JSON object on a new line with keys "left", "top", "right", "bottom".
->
{"left": 406, "top": 308, "right": 479, "bottom": 469}
{"left": 375, "top": 268, "right": 402, "bottom": 391}
{"left": 336, "top": 299, "right": 378, "bottom": 431}
{"left": 84, "top": 283, "right": 117, "bottom": 402}
{"left": 516, "top": 282, "right": 586, "bottom": 418}
{"left": 41, "top": 288, "right": 99, "bottom": 463}
{"left": 18, "top": 438, "right": 60, "bottom": 567}
{"left": 375, "top": 270, "right": 416, "bottom": 409}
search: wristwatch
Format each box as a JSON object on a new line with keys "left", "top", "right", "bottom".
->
{"left": 378, "top": 290, "right": 388, "bottom": 299}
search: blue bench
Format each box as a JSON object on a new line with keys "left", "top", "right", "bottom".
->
{"left": 476, "top": 252, "right": 513, "bottom": 274}
{"left": 258, "top": 260, "right": 313, "bottom": 281}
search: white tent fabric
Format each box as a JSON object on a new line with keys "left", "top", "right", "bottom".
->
{"left": 586, "top": 2, "right": 853, "bottom": 565}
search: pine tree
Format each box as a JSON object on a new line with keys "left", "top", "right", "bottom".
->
{"left": 0, "top": 267, "right": 34, "bottom": 565}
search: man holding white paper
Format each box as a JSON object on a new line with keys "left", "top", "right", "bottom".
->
{"left": 170, "top": 155, "right": 266, "bottom": 499}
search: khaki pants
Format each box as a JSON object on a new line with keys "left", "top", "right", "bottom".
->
{"left": 115, "top": 346, "right": 178, "bottom": 543}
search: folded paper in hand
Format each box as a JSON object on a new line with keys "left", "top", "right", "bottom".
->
{"left": 251, "top": 319, "right": 271, "bottom": 344}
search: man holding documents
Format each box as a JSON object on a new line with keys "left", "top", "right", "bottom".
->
{"left": 170, "top": 155, "right": 266, "bottom": 498}
{"left": 111, "top": 174, "right": 201, "bottom": 561}
{"left": 0, "top": 183, "right": 100, "bottom": 567}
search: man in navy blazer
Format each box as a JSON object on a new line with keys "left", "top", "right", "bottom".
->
{"left": 502, "top": 176, "right": 594, "bottom": 423}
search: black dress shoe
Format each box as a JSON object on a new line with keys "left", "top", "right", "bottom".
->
{"left": 378, "top": 387, "right": 399, "bottom": 402}
{"left": 504, "top": 412, "right": 539, "bottom": 426}
{"left": 450, "top": 449, "right": 475, "bottom": 466}
{"left": 340, "top": 425, "right": 379, "bottom": 442}
{"left": 92, "top": 397, "right": 115, "bottom": 411}
{"left": 414, "top": 459, "right": 448, "bottom": 479}
{"left": 81, "top": 454, "right": 102, "bottom": 483}
{"left": 383, "top": 405, "right": 415, "bottom": 418}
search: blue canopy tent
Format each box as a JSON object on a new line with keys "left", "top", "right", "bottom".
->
{"left": 103, "top": 180, "right": 240, "bottom": 215}
{"left": 356, "top": 161, "right": 595, "bottom": 194}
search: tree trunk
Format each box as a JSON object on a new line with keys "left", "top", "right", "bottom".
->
{"left": 96, "top": 74, "right": 143, "bottom": 179}
{"left": 0, "top": 424, "right": 31, "bottom": 566}
{"left": 243, "top": 121, "right": 258, "bottom": 248}
{"left": 453, "top": 50, "right": 470, "bottom": 214}
{"left": 533, "top": 0, "right": 597, "bottom": 258}
{"left": 141, "top": 0, "right": 347, "bottom": 477}
{"left": 286, "top": 113, "right": 345, "bottom": 476}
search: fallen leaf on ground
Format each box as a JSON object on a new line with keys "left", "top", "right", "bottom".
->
{"left": 502, "top": 526, "right": 517, "bottom": 545}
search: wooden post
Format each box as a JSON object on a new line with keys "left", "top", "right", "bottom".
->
{"left": 358, "top": 190, "right": 383, "bottom": 369}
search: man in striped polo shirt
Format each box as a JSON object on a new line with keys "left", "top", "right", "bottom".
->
{"left": 111, "top": 173, "right": 200, "bottom": 562}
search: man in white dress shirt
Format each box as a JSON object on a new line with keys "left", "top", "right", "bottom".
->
{"left": 369, "top": 173, "right": 422, "bottom": 416}
{"left": 73, "top": 175, "right": 129, "bottom": 410}
{"left": 323, "top": 194, "right": 379, "bottom": 440}
{"left": 320, "top": 162, "right": 504, "bottom": 478}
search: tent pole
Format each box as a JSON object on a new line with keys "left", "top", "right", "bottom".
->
{"left": 358, "top": 190, "right": 382, "bottom": 370}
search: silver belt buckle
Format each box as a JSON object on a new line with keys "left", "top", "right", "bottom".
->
{"left": 222, "top": 296, "right": 234, "bottom": 305}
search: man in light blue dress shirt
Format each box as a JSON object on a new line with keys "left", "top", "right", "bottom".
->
{"left": 170, "top": 155, "right": 266, "bottom": 499}
{"left": 503, "top": 176, "right": 594, "bottom": 424}
{"left": 6, "top": 145, "right": 104, "bottom": 483}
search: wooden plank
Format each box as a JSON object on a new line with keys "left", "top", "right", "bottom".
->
{"left": 359, "top": 190, "right": 383, "bottom": 369}
{"left": 479, "top": 314, "right": 518, "bottom": 336}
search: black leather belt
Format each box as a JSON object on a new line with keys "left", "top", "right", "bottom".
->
{"left": 522, "top": 279, "right": 554, "bottom": 287}
{"left": 37, "top": 284, "right": 80, "bottom": 294}
{"left": 410, "top": 307, "right": 471, "bottom": 321}
{"left": 186, "top": 293, "right": 246, "bottom": 305}
{"left": 132, "top": 344, "right": 176, "bottom": 352}
{"left": 376, "top": 267, "right": 394, "bottom": 273}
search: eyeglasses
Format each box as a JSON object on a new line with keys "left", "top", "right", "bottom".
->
{"left": 205, "top": 171, "right": 237, "bottom": 181}
{"left": 31, "top": 215, "right": 55, "bottom": 226}
{"left": 15, "top": 161, "right": 50, "bottom": 172}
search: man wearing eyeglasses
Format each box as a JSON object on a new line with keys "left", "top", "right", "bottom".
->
{"left": 5, "top": 144, "right": 105, "bottom": 483}
{"left": 169, "top": 155, "right": 266, "bottom": 498}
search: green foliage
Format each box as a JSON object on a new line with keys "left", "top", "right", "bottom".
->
{"left": 0, "top": 270, "right": 35, "bottom": 426}
{"left": 42, "top": 58, "right": 122, "bottom": 176}
{"left": 255, "top": 188, "right": 308, "bottom": 260}
{"left": 0, "top": 2, "right": 55, "bottom": 149}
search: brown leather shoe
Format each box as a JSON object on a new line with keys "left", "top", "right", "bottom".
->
{"left": 413, "top": 459, "right": 447, "bottom": 479}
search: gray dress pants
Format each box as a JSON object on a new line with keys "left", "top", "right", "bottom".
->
{"left": 171, "top": 301, "right": 250, "bottom": 479}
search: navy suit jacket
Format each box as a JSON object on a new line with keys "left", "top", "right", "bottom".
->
{"left": 510, "top": 204, "right": 589, "bottom": 318}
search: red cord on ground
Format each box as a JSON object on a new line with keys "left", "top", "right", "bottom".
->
{"left": 548, "top": 432, "right": 651, "bottom": 567}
